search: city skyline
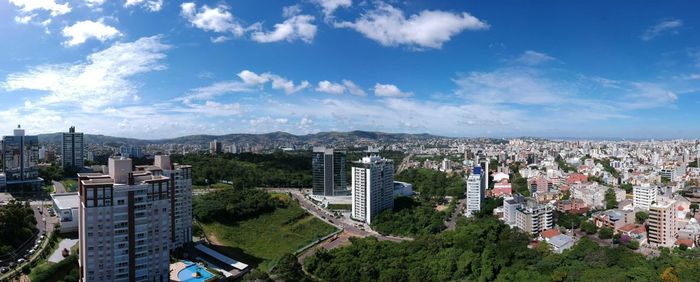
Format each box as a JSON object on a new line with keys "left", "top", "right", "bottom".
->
{"left": 1, "top": 1, "right": 700, "bottom": 139}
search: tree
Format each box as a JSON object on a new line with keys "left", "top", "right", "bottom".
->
{"left": 598, "top": 227, "right": 614, "bottom": 239}
{"left": 660, "top": 267, "right": 680, "bottom": 282}
{"left": 627, "top": 240, "right": 640, "bottom": 250}
{"left": 273, "top": 253, "right": 308, "bottom": 282}
{"left": 581, "top": 221, "right": 598, "bottom": 235}
{"left": 635, "top": 211, "right": 649, "bottom": 224}
{"left": 604, "top": 188, "right": 618, "bottom": 210}
{"left": 690, "top": 203, "right": 699, "bottom": 216}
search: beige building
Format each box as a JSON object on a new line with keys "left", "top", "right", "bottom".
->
{"left": 648, "top": 199, "right": 677, "bottom": 248}
{"left": 515, "top": 198, "right": 554, "bottom": 235}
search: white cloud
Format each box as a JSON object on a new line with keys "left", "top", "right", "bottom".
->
{"left": 9, "top": 0, "right": 71, "bottom": 17}
{"left": 335, "top": 3, "right": 488, "bottom": 49}
{"left": 181, "top": 2, "right": 245, "bottom": 36}
{"left": 184, "top": 81, "right": 251, "bottom": 101}
{"left": 86, "top": 0, "right": 105, "bottom": 7}
{"left": 124, "top": 0, "right": 163, "bottom": 12}
{"left": 642, "top": 19, "right": 683, "bottom": 41}
{"left": 3, "top": 36, "right": 170, "bottom": 110}
{"left": 454, "top": 67, "right": 565, "bottom": 105}
{"left": 316, "top": 80, "right": 345, "bottom": 95}
{"left": 343, "top": 80, "right": 366, "bottom": 96}
{"left": 62, "top": 20, "right": 121, "bottom": 46}
{"left": 251, "top": 15, "right": 317, "bottom": 43}
{"left": 311, "top": 0, "right": 351, "bottom": 18}
{"left": 374, "top": 83, "right": 413, "bottom": 97}
{"left": 14, "top": 14, "right": 35, "bottom": 24}
{"left": 282, "top": 5, "right": 302, "bottom": 18}
{"left": 236, "top": 70, "right": 309, "bottom": 94}
{"left": 178, "top": 100, "right": 243, "bottom": 116}
{"left": 515, "top": 50, "right": 555, "bottom": 65}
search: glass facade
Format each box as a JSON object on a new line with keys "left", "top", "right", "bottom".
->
{"left": 2, "top": 135, "right": 38, "bottom": 181}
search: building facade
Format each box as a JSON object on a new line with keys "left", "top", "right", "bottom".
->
{"left": 78, "top": 156, "right": 192, "bottom": 282}
{"left": 62, "top": 126, "right": 85, "bottom": 170}
{"left": 312, "top": 147, "right": 347, "bottom": 196}
{"left": 634, "top": 184, "right": 658, "bottom": 211}
{"left": 351, "top": 155, "right": 394, "bottom": 224}
{"left": 648, "top": 199, "right": 677, "bottom": 248}
{"left": 1, "top": 125, "right": 41, "bottom": 191}
{"left": 209, "top": 140, "right": 222, "bottom": 154}
{"left": 515, "top": 198, "right": 554, "bottom": 235}
{"left": 465, "top": 166, "right": 485, "bottom": 217}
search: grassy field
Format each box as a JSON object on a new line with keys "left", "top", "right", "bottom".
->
{"left": 60, "top": 179, "right": 78, "bottom": 192}
{"left": 202, "top": 193, "right": 337, "bottom": 272}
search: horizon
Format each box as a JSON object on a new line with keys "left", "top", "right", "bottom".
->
{"left": 1, "top": 1, "right": 699, "bottom": 139}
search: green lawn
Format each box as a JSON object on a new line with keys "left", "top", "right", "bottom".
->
{"left": 202, "top": 193, "right": 337, "bottom": 271}
{"left": 60, "top": 179, "right": 78, "bottom": 192}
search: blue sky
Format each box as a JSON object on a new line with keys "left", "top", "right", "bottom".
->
{"left": 1, "top": 0, "right": 699, "bottom": 139}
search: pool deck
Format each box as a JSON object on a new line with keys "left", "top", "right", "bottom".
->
{"left": 170, "top": 262, "right": 187, "bottom": 281}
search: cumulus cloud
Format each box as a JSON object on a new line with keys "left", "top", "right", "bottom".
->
{"left": 62, "top": 19, "right": 121, "bottom": 46}
{"left": 310, "top": 0, "right": 351, "bottom": 18}
{"left": 14, "top": 14, "right": 35, "bottom": 24}
{"left": 374, "top": 83, "right": 413, "bottom": 97}
{"left": 85, "top": 0, "right": 105, "bottom": 7}
{"left": 316, "top": 80, "right": 345, "bottom": 95}
{"left": 642, "top": 19, "right": 683, "bottom": 41}
{"left": 9, "top": 0, "right": 71, "bottom": 17}
{"left": 180, "top": 2, "right": 246, "bottom": 36}
{"left": 335, "top": 3, "right": 488, "bottom": 49}
{"left": 3, "top": 36, "right": 170, "bottom": 110}
{"left": 514, "top": 50, "right": 555, "bottom": 65}
{"left": 124, "top": 0, "right": 163, "bottom": 12}
{"left": 250, "top": 14, "right": 317, "bottom": 43}
{"left": 236, "top": 70, "right": 309, "bottom": 94}
{"left": 343, "top": 80, "right": 366, "bottom": 96}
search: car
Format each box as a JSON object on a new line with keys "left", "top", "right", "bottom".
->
{"left": 16, "top": 259, "right": 25, "bottom": 264}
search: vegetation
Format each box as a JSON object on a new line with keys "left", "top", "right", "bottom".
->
{"left": 605, "top": 188, "right": 618, "bottom": 209}
{"left": 38, "top": 164, "right": 64, "bottom": 184}
{"left": 555, "top": 155, "right": 576, "bottom": 173}
{"left": 0, "top": 200, "right": 37, "bottom": 256}
{"left": 598, "top": 227, "right": 614, "bottom": 239}
{"left": 201, "top": 193, "right": 336, "bottom": 271}
{"left": 172, "top": 152, "right": 313, "bottom": 188}
{"left": 28, "top": 254, "right": 78, "bottom": 282}
{"left": 581, "top": 221, "right": 598, "bottom": 235}
{"left": 620, "top": 183, "right": 634, "bottom": 193}
{"left": 395, "top": 168, "right": 465, "bottom": 199}
{"left": 193, "top": 188, "right": 278, "bottom": 223}
{"left": 556, "top": 211, "right": 584, "bottom": 230}
{"left": 326, "top": 204, "right": 352, "bottom": 210}
{"left": 271, "top": 253, "right": 310, "bottom": 282}
{"left": 636, "top": 211, "right": 649, "bottom": 224}
{"left": 371, "top": 197, "right": 446, "bottom": 237}
{"left": 60, "top": 179, "right": 78, "bottom": 192}
{"left": 306, "top": 215, "right": 700, "bottom": 282}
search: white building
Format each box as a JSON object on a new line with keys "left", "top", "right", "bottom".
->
{"left": 648, "top": 199, "right": 677, "bottom": 248}
{"left": 351, "top": 155, "right": 394, "bottom": 224}
{"left": 78, "top": 156, "right": 192, "bottom": 282}
{"left": 503, "top": 195, "right": 525, "bottom": 227}
{"left": 465, "top": 167, "right": 485, "bottom": 217}
{"left": 51, "top": 192, "right": 80, "bottom": 233}
{"left": 441, "top": 158, "right": 451, "bottom": 172}
{"left": 634, "top": 184, "right": 658, "bottom": 211}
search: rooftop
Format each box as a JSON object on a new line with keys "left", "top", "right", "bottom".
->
{"left": 51, "top": 192, "right": 80, "bottom": 210}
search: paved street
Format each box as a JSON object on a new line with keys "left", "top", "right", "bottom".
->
{"left": 53, "top": 181, "right": 66, "bottom": 194}
{"left": 445, "top": 197, "right": 467, "bottom": 230}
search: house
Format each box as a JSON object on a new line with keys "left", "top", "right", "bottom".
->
{"left": 547, "top": 234, "right": 575, "bottom": 253}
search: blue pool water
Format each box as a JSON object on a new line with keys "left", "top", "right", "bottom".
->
{"left": 177, "top": 261, "right": 215, "bottom": 282}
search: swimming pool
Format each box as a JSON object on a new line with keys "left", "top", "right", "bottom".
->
{"left": 177, "top": 261, "right": 215, "bottom": 282}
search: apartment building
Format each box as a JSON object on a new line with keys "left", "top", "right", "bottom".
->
{"left": 634, "top": 184, "right": 658, "bottom": 211}
{"left": 515, "top": 198, "right": 554, "bottom": 235}
{"left": 312, "top": 147, "right": 347, "bottom": 196}
{"left": 648, "top": 199, "right": 677, "bottom": 248}
{"left": 78, "top": 156, "right": 192, "bottom": 281}
{"left": 465, "top": 166, "right": 485, "bottom": 217}
{"left": 351, "top": 155, "right": 394, "bottom": 224}
{"left": 62, "top": 126, "right": 84, "bottom": 170}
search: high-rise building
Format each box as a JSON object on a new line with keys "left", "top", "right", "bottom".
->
{"left": 515, "top": 198, "right": 554, "bottom": 235}
{"left": 442, "top": 158, "right": 451, "bottom": 172}
{"left": 62, "top": 126, "right": 85, "bottom": 171}
{"left": 209, "top": 140, "right": 222, "bottom": 154}
{"left": 312, "top": 147, "right": 347, "bottom": 196}
{"left": 647, "top": 199, "right": 677, "bottom": 248}
{"left": 119, "top": 145, "right": 143, "bottom": 158}
{"left": 351, "top": 155, "right": 394, "bottom": 224}
{"left": 633, "top": 184, "right": 657, "bottom": 211}
{"left": 465, "top": 166, "right": 485, "bottom": 217}
{"left": 78, "top": 156, "right": 192, "bottom": 281}
{"left": 1, "top": 125, "right": 42, "bottom": 191}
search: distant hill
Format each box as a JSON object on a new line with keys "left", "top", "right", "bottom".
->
{"left": 37, "top": 130, "right": 452, "bottom": 146}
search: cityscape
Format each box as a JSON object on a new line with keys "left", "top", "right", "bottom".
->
{"left": 2, "top": 0, "right": 700, "bottom": 282}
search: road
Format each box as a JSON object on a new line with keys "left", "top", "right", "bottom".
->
{"left": 53, "top": 181, "right": 66, "bottom": 194}
{"left": 396, "top": 153, "right": 414, "bottom": 174}
{"left": 445, "top": 197, "right": 467, "bottom": 230}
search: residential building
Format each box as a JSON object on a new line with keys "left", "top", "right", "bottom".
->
{"left": 634, "top": 184, "right": 658, "bottom": 211}
{"left": 441, "top": 158, "right": 451, "bottom": 172}
{"left": 647, "top": 199, "right": 677, "bottom": 248}
{"left": 51, "top": 192, "right": 80, "bottom": 233}
{"left": 547, "top": 234, "right": 575, "bottom": 253}
{"left": 593, "top": 209, "right": 635, "bottom": 230}
{"left": 1, "top": 125, "right": 42, "bottom": 191}
{"left": 312, "top": 147, "right": 347, "bottom": 196}
{"left": 78, "top": 156, "right": 192, "bottom": 281}
{"left": 62, "top": 126, "right": 84, "bottom": 171}
{"left": 209, "top": 140, "right": 222, "bottom": 154}
{"left": 465, "top": 166, "right": 485, "bottom": 217}
{"left": 503, "top": 194, "right": 525, "bottom": 227}
{"left": 492, "top": 179, "right": 512, "bottom": 197}
{"left": 351, "top": 155, "right": 394, "bottom": 224}
{"left": 119, "top": 145, "right": 143, "bottom": 158}
{"left": 515, "top": 197, "right": 554, "bottom": 235}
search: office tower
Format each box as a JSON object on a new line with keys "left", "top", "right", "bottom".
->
{"left": 62, "top": 126, "right": 85, "bottom": 171}
{"left": 1, "top": 125, "right": 41, "bottom": 191}
{"left": 633, "top": 184, "right": 657, "bottom": 211}
{"left": 648, "top": 199, "right": 677, "bottom": 248}
{"left": 119, "top": 145, "right": 143, "bottom": 158}
{"left": 151, "top": 154, "right": 193, "bottom": 249}
{"left": 351, "top": 155, "right": 394, "bottom": 224}
{"left": 78, "top": 156, "right": 192, "bottom": 282}
{"left": 312, "top": 147, "right": 347, "bottom": 196}
{"left": 209, "top": 140, "right": 222, "bottom": 154}
{"left": 515, "top": 198, "right": 554, "bottom": 235}
{"left": 465, "top": 166, "right": 485, "bottom": 217}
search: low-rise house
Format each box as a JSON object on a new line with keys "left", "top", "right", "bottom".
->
{"left": 593, "top": 209, "right": 635, "bottom": 230}
{"left": 548, "top": 234, "right": 575, "bottom": 253}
